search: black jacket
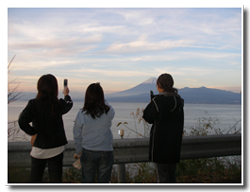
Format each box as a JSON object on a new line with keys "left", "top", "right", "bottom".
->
{"left": 143, "top": 92, "right": 184, "bottom": 164}
{"left": 18, "top": 95, "right": 73, "bottom": 149}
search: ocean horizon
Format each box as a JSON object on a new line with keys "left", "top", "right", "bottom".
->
{"left": 8, "top": 101, "right": 242, "bottom": 142}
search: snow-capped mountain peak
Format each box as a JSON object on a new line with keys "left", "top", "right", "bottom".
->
{"left": 142, "top": 77, "right": 157, "bottom": 84}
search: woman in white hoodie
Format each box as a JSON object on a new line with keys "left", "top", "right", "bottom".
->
{"left": 73, "top": 83, "right": 115, "bottom": 183}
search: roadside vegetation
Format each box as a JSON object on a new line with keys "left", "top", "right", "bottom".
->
{"left": 9, "top": 108, "right": 241, "bottom": 183}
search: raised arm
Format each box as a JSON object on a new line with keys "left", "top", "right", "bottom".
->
{"left": 142, "top": 98, "right": 159, "bottom": 124}
{"left": 61, "top": 87, "right": 73, "bottom": 114}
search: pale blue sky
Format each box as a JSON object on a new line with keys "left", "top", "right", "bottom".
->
{"left": 8, "top": 8, "right": 242, "bottom": 93}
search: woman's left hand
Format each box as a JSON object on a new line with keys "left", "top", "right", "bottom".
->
{"left": 63, "top": 87, "right": 70, "bottom": 96}
{"left": 74, "top": 153, "right": 81, "bottom": 159}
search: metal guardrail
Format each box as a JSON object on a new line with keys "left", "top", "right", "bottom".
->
{"left": 8, "top": 134, "right": 241, "bottom": 168}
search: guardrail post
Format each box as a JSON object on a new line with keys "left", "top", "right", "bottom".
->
{"left": 117, "top": 129, "right": 126, "bottom": 183}
{"left": 117, "top": 164, "right": 126, "bottom": 183}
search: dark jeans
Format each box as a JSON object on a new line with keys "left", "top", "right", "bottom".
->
{"left": 80, "top": 148, "right": 114, "bottom": 183}
{"left": 30, "top": 152, "right": 63, "bottom": 183}
{"left": 156, "top": 163, "right": 177, "bottom": 183}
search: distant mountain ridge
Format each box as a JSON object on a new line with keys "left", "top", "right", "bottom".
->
{"left": 16, "top": 77, "right": 241, "bottom": 104}
{"left": 178, "top": 87, "right": 241, "bottom": 104}
{"left": 105, "top": 78, "right": 241, "bottom": 104}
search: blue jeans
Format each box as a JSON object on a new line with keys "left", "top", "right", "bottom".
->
{"left": 80, "top": 148, "right": 114, "bottom": 183}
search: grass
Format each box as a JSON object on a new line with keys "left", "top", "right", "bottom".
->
{"left": 176, "top": 157, "right": 241, "bottom": 183}
{"left": 8, "top": 157, "right": 241, "bottom": 183}
{"left": 8, "top": 168, "right": 30, "bottom": 183}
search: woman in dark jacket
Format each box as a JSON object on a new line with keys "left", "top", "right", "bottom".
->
{"left": 143, "top": 73, "right": 184, "bottom": 183}
{"left": 18, "top": 74, "right": 73, "bottom": 183}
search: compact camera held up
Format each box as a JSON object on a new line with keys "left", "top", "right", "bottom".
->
{"left": 150, "top": 90, "right": 155, "bottom": 100}
{"left": 62, "top": 79, "right": 70, "bottom": 96}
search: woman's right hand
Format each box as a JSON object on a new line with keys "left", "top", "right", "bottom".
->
{"left": 31, "top": 134, "right": 37, "bottom": 146}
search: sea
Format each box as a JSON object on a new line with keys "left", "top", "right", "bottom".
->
{"left": 8, "top": 101, "right": 242, "bottom": 141}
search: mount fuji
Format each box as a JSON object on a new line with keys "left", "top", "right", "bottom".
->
{"left": 105, "top": 77, "right": 159, "bottom": 102}
{"left": 106, "top": 77, "right": 158, "bottom": 98}
{"left": 105, "top": 77, "right": 241, "bottom": 104}
{"left": 17, "top": 77, "right": 241, "bottom": 104}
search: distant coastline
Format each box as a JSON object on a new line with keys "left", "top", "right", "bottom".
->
{"left": 14, "top": 78, "right": 241, "bottom": 105}
{"left": 17, "top": 87, "right": 241, "bottom": 105}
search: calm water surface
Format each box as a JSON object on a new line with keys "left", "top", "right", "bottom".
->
{"left": 8, "top": 101, "right": 242, "bottom": 141}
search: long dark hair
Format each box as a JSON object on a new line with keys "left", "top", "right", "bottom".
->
{"left": 157, "top": 73, "right": 178, "bottom": 93}
{"left": 36, "top": 74, "right": 59, "bottom": 115}
{"left": 82, "top": 83, "right": 110, "bottom": 119}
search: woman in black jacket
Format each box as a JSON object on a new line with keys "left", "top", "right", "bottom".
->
{"left": 18, "top": 74, "right": 73, "bottom": 183}
{"left": 143, "top": 73, "right": 184, "bottom": 183}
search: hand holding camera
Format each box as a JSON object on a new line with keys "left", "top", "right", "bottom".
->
{"left": 63, "top": 79, "right": 70, "bottom": 96}
{"left": 150, "top": 90, "right": 155, "bottom": 100}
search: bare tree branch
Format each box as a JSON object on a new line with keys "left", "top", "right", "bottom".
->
{"left": 8, "top": 55, "right": 23, "bottom": 104}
